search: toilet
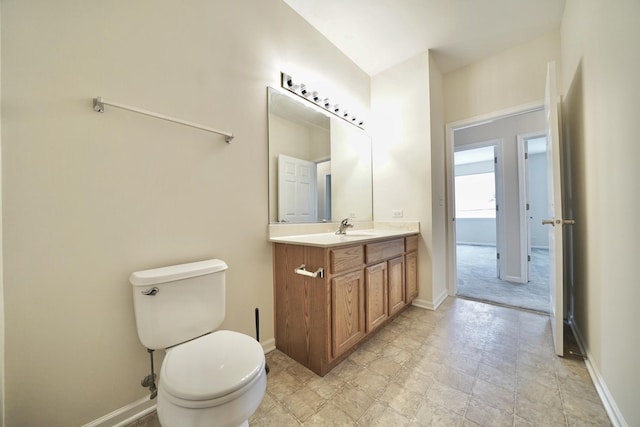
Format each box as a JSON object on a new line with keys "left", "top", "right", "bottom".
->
{"left": 130, "top": 259, "right": 266, "bottom": 427}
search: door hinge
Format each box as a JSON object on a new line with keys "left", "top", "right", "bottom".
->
{"left": 496, "top": 204, "right": 499, "bottom": 212}
{"left": 528, "top": 255, "right": 531, "bottom": 262}
{"left": 526, "top": 203, "right": 530, "bottom": 210}
{"left": 497, "top": 253, "right": 500, "bottom": 260}
{"left": 494, "top": 156, "right": 498, "bottom": 164}
{"left": 525, "top": 152, "right": 529, "bottom": 160}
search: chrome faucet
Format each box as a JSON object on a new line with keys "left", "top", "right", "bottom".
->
{"left": 336, "top": 218, "right": 354, "bottom": 235}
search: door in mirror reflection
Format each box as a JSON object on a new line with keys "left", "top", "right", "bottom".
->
{"left": 278, "top": 154, "right": 318, "bottom": 223}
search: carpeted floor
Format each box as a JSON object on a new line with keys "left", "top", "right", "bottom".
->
{"left": 456, "top": 244, "right": 550, "bottom": 313}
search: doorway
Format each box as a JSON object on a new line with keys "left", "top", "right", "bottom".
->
{"left": 448, "top": 108, "right": 551, "bottom": 313}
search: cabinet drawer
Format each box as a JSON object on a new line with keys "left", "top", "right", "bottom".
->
{"left": 405, "top": 235, "right": 418, "bottom": 253}
{"left": 366, "top": 239, "right": 404, "bottom": 264}
{"left": 330, "top": 245, "right": 364, "bottom": 274}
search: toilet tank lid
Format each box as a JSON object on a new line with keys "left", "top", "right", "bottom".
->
{"left": 129, "top": 259, "right": 228, "bottom": 286}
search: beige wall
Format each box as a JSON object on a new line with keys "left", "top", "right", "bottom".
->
{"left": 561, "top": 0, "right": 640, "bottom": 425}
{"left": 0, "top": 1, "right": 369, "bottom": 425}
{"left": 371, "top": 53, "right": 445, "bottom": 307}
{"left": 444, "top": 30, "right": 561, "bottom": 123}
{"left": 428, "top": 56, "right": 447, "bottom": 304}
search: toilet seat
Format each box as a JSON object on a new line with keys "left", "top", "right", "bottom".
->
{"left": 160, "top": 330, "right": 265, "bottom": 409}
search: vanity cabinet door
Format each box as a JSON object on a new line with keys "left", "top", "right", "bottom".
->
{"left": 331, "top": 270, "right": 365, "bottom": 359}
{"left": 388, "top": 256, "right": 406, "bottom": 315}
{"left": 405, "top": 251, "right": 418, "bottom": 302}
{"left": 365, "top": 262, "right": 388, "bottom": 332}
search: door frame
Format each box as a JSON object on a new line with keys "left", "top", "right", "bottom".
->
{"left": 445, "top": 101, "right": 544, "bottom": 296}
{"left": 517, "top": 131, "right": 547, "bottom": 283}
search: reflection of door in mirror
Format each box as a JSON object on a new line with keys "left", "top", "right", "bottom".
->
{"left": 278, "top": 154, "right": 318, "bottom": 223}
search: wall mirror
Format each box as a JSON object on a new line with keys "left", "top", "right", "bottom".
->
{"left": 268, "top": 87, "right": 373, "bottom": 224}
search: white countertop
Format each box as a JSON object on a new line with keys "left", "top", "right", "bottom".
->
{"left": 269, "top": 228, "right": 418, "bottom": 248}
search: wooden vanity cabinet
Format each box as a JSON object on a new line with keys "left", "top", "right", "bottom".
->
{"left": 331, "top": 270, "right": 365, "bottom": 358}
{"left": 405, "top": 235, "right": 419, "bottom": 301}
{"left": 364, "top": 261, "right": 388, "bottom": 332}
{"left": 273, "top": 234, "right": 418, "bottom": 376}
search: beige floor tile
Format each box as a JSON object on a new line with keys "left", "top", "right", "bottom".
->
{"left": 379, "top": 381, "right": 424, "bottom": 418}
{"left": 562, "top": 391, "right": 612, "bottom": 426}
{"left": 348, "top": 366, "right": 390, "bottom": 398}
{"left": 433, "top": 364, "right": 475, "bottom": 394}
{"left": 267, "top": 369, "right": 304, "bottom": 403}
{"left": 476, "top": 361, "right": 516, "bottom": 391}
{"left": 280, "top": 387, "right": 327, "bottom": 422}
{"left": 515, "top": 395, "right": 567, "bottom": 426}
{"left": 471, "top": 378, "right": 515, "bottom": 413}
{"left": 303, "top": 402, "right": 356, "bottom": 426}
{"left": 558, "top": 372, "right": 601, "bottom": 405}
{"left": 393, "top": 366, "right": 434, "bottom": 396}
{"left": 252, "top": 403, "right": 302, "bottom": 426}
{"left": 464, "top": 397, "right": 514, "bottom": 427}
{"left": 412, "top": 396, "right": 465, "bottom": 426}
{"left": 425, "top": 381, "right": 471, "bottom": 415}
{"left": 516, "top": 375, "right": 562, "bottom": 409}
{"left": 305, "top": 370, "right": 346, "bottom": 400}
{"left": 367, "top": 354, "right": 403, "bottom": 378}
{"left": 517, "top": 360, "right": 558, "bottom": 389}
{"left": 331, "top": 383, "right": 375, "bottom": 421}
{"left": 358, "top": 401, "right": 411, "bottom": 427}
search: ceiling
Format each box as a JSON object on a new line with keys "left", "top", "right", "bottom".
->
{"left": 283, "top": 0, "right": 566, "bottom": 75}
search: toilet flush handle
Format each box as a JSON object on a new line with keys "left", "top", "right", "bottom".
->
{"left": 141, "top": 287, "right": 159, "bottom": 296}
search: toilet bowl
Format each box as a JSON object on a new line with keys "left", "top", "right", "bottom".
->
{"left": 157, "top": 330, "right": 267, "bottom": 427}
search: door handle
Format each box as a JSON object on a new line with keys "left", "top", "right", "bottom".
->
{"left": 542, "top": 219, "right": 575, "bottom": 226}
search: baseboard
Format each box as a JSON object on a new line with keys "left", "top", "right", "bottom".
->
{"left": 456, "top": 242, "right": 496, "bottom": 247}
{"left": 261, "top": 337, "right": 276, "bottom": 353}
{"left": 502, "top": 274, "right": 526, "bottom": 284}
{"left": 570, "top": 321, "right": 628, "bottom": 427}
{"left": 412, "top": 289, "right": 448, "bottom": 311}
{"left": 82, "top": 396, "right": 156, "bottom": 427}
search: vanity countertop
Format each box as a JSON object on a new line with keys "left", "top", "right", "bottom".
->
{"left": 269, "top": 228, "right": 418, "bottom": 248}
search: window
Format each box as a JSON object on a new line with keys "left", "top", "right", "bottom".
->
{"left": 455, "top": 172, "right": 496, "bottom": 218}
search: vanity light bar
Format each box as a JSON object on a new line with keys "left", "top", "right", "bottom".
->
{"left": 281, "top": 72, "right": 365, "bottom": 129}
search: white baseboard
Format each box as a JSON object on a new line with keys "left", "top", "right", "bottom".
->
{"left": 261, "top": 337, "right": 276, "bottom": 354}
{"left": 570, "top": 321, "right": 628, "bottom": 427}
{"left": 82, "top": 396, "right": 156, "bottom": 427}
{"left": 412, "top": 289, "right": 448, "bottom": 311}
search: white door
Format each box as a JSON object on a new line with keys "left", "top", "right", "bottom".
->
{"left": 543, "top": 62, "right": 566, "bottom": 357}
{"left": 278, "top": 154, "right": 317, "bottom": 223}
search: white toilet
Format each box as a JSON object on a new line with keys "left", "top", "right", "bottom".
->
{"left": 130, "top": 259, "right": 267, "bottom": 427}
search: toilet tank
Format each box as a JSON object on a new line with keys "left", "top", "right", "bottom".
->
{"left": 130, "top": 259, "right": 228, "bottom": 350}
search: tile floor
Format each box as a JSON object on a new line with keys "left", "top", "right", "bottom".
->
{"left": 127, "top": 297, "right": 610, "bottom": 427}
